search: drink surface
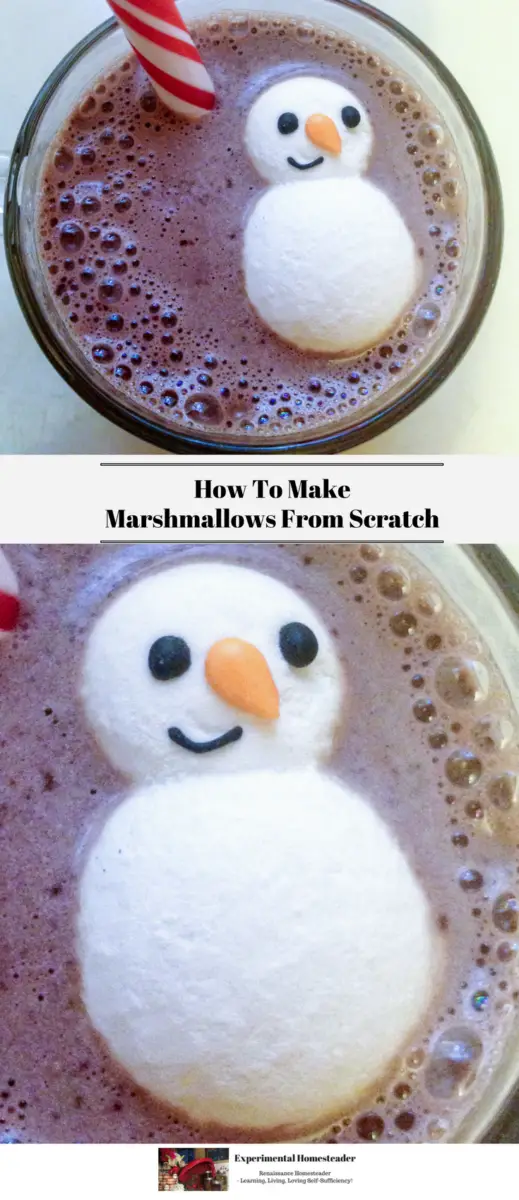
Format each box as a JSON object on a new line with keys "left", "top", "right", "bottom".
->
{"left": 36, "top": 13, "right": 465, "bottom": 443}
{"left": 1, "top": 543, "right": 518, "bottom": 1144}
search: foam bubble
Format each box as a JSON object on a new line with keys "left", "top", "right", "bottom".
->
{"left": 493, "top": 893, "right": 518, "bottom": 933}
{"left": 459, "top": 869, "right": 484, "bottom": 892}
{"left": 390, "top": 611, "right": 417, "bottom": 637}
{"left": 435, "top": 657, "right": 489, "bottom": 708}
{"left": 473, "top": 715, "right": 514, "bottom": 753}
{"left": 424, "top": 1027, "right": 483, "bottom": 1099}
{"left": 445, "top": 751, "right": 482, "bottom": 788}
{"left": 488, "top": 773, "right": 518, "bottom": 811}
{"left": 356, "top": 1113, "right": 385, "bottom": 1140}
{"left": 413, "top": 698, "right": 437, "bottom": 723}
{"left": 377, "top": 566, "right": 410, "bottom": 600}
{"left": 416, "top": 590, "right": 443, "bottom": 617}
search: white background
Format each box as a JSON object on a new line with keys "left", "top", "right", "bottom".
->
{"left": 1, "top": 0, "right": 518, "bottom": 455}
{"left": 0, "top": 1143, "right": 517, "bottom": 1199}
{"left": 0, "top": 453, "right": 516, "bottom": 542}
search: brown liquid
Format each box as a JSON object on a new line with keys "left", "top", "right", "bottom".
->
{"left": 1, "top": 544, "right": 519, "bottom": 1144}
{"left": 36, "top": 14, "right": 465, "bottom": 445}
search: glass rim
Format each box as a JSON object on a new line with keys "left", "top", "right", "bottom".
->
{"left": 468, "top": 545, "right": 519, "bottom": 625}
{"left": 4, "top": 4, "right": 504, "bottom": 453}
{"left": 447, "top": 545, "right": 519, "bottom": 1144}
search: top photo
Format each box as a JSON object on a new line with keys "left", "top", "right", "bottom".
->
{"left": 1, "top": 0, "right": 512, "bottom": 455}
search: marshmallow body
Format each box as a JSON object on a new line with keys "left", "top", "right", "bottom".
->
{"left": 78, "top": 767, "right": 439, "bottom": 1132}
{"left": 243, "top": 177, "right": 419, "bottom": 354}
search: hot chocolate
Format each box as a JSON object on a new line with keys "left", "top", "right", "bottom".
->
{"left": 36, "top": 13, "right": 466, "bottom": 444}
{"left": 1, "top": 544, "right": 518, "bottom": 1144}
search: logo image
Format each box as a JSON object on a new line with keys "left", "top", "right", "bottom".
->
{"left": 159, "top": 1148, "right": 229, "bottom": 1191}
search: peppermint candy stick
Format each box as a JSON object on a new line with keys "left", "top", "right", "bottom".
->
{"left": 107, "top": 0, "right": 216, "bottom": 119}
{"left": 0, "top": 550, "right": 19, "bottom": 638}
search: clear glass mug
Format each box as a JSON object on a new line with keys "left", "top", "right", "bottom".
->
{"left": 3, "top": 0, "right": 503, "bottom": 453}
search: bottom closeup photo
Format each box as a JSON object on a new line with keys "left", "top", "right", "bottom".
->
{"left": 1, "top": 543, "right": 519, "bottom": 1147}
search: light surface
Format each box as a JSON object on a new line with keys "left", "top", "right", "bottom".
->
{"left": 0, "top": 0, "right": 516, "bottom": 454}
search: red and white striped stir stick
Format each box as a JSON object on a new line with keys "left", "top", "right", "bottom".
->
{"left": 107, "top": 0, "right": 216, "bottom": 119}
{"left": 0, "top": 550, "right": 19, "bottom": 638}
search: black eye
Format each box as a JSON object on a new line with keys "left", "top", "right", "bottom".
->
{"left": 342, "top": 105, "right": 361, "bottom": 129}
{"left": 279, "top": 622, "right": 318, "bottom": 669}
{"left": 148, "top": 636, "right": 191, "bottom": 681}
{"left": 278, "top": 112, "right": 299, "bottom": 135}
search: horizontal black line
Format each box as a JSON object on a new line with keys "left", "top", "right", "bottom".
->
{"left": 100, "top": 461, "right": 445, "bottom": 467}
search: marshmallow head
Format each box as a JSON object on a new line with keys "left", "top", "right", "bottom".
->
{"left": 81, "top": 561, "right": 344, "bottom": 781}
{"left": 245, "top": 76, "right": 373, "bottom": 184}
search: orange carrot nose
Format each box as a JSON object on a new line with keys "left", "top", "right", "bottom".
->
{"left": 305, "top": 113, "right": 342, "bottom": 156}
{"left": 205, "top": 638, "right": 279, "bottom": 721}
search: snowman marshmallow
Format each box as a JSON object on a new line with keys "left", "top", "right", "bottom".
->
{"left": 243, "top": 76, "right": 420, "bottom": 355}
{"left": 78, "top": 560, "right": 441, "bottom": 1133}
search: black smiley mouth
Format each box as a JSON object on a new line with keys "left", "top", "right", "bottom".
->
{"left": 168, "top": 726, "right": 244, "bottom": 754}
{"left": 287, "top": 155, "right": 324, "bottom": 171}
